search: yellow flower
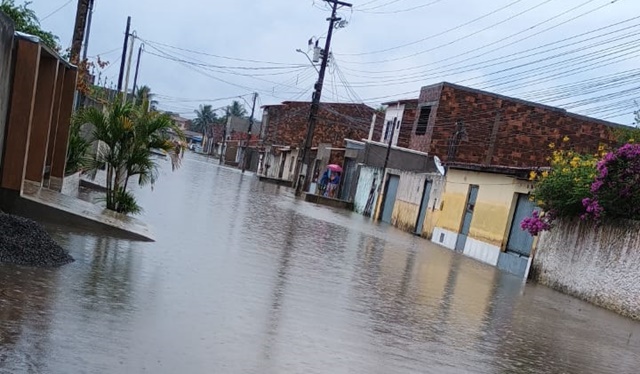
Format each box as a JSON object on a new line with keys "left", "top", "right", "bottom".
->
{"left": 548, "top": 143, "right": 556, "bottom": 149}
{"left": 598, "top": 144, "right": 605, "bottom": 152}
{"left": 562, "top": 168, "right": 569, "bottom": 173}
{"left": 541, "top": 171, "right": 549, "bottom": 178}
{"left": 630, "top": 138, "right": 635, "bottom": 144}
{"left": 529, "top": 171, "right": 538, "bottom": 181}
{"left": 563, "top": 136, "right": 570, "bottom": 143}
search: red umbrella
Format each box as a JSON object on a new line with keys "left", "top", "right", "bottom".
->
{"left": 327, "top": 164, "right": 342, "bottom": 173}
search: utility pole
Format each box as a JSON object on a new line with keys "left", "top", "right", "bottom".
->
{"left": 242, "top": 92, "right": 259, "bottom": 173}
{"left": 81, "top": 0, "right": 95, "bottom": 62}
{"left": 77, "top": 0, "right": 95, "bottom": 108}
{"left": 378, "top": 103, "right": 399, "bottom": 221}
{"left": 70, "top": 0, "right": 90, "bottom": 63}
{"left": 294, "top": 0, "right": 352, "bottom": 196}
{"left": 132, "top": 43, "right": 145, "bottom": 96}
{"left": 220, "top": 107, "right": 229, "bottom": 165}
{"left": 123, "top": 31, "right": 136, "bottom": 103}
{"left": 117, "top": 16, "right": 131, "bottom": 93}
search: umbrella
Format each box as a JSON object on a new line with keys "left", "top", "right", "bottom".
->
{"left": 327, "top": 164, "right": 342, "bottom": 173}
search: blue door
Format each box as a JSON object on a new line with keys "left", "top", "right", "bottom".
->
{"left": 506, "top": 194, "right": 538, "bottom": 256}
{"left": 455, "top": 185, "right": 479, "bottom": 252}
{"left": 381, "top": 175, "right": 400, "bottom": 224}
{"left": 414, "top": 181, "right": 432, "bottom": 235}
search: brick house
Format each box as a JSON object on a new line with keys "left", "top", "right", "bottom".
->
{"left": 409, "top": 82, "right": 621, "bottom": 167}
{"left": 259, "top": 101, "right": 382, "bottom": 181}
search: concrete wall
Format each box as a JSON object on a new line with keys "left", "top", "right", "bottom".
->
{"left": 433, "top": 169, "right": 533, "bottom": 266}
{"left": 353, "top": 165, "right": 382, "bottom": 215}
{"left": 533, "top": 219, "right": 640, "bottom": 320}
{"left": 389, "top": 170, "right": 444, "bottom": 238}
{"left": 363, "top": 141, "right": 435, "bottom": 173}
{"left": 0, "top": 13, "right": 14, "bottom": 171}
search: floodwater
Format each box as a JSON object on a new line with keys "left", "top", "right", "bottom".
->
{"left": 1, "top": 153, "right": 639, "bottom": 373}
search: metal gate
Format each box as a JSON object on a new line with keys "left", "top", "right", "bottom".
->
{"left": 455, "top": 185, "right": 478, "bottom": 252}
{"left": 340, "top": 158, "right": 357, "bottom": 200}
{"left": 506, "top": 194, "right": 538, "bottom": 256}
{"left": 414, "top": 180, "right": 432, "bottom": 235}
{"left": 380, "top": 174, "right": 400, "bottom": 224}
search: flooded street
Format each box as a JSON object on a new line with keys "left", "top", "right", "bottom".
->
{"left": 1, "top": 153, "right": 639, "bottom": 373}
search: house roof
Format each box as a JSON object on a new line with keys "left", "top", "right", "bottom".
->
{"left": 262, "top": 101, "right": 374, "bottom": 111}
{"left": 445, "top": 162, "right": 548, "bottom": 178}
{"left": 381, "top": 98, "right": 419, "bottom": 106}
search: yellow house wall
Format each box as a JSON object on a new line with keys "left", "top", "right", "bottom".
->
{"left": 388, "top": 170, "right": 445, "bottom": 238}
{"left": 437, "top": 169, "right": 533, "bottom": 248}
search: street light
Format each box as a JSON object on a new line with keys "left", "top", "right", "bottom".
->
{"left": 296, "top": 49, "right": 320, "bottom": 73}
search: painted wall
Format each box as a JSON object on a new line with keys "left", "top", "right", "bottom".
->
{"left": 533, "top": 219, "right": 640, "bottom": 320}
{"left": 381, "top": 104, "right": 404, "bottom": 146}
{"left": 389, "top": 170, "right": 444, "bottom": 238}
{"left": 353, "top": 165, "right": 382, "bottom": 215}
{"left": 437, "top": 169, "right": 532, "bottom": 246}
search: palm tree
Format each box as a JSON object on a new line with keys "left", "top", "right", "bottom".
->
{"left": 74, "top": 97, "right": 184, "bottom": 214}
{"left": 192, "top": 104, "right": 218, "bottom": 133}
{"left": 227, "top": 100, "right": 247, "bottom": 118}
{"left": 134, "top": 85, "right": 158, "bottom": 110}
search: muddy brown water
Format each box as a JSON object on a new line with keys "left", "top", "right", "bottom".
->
{"left": 1, "top": 153, "right": 639, "bottom": 373}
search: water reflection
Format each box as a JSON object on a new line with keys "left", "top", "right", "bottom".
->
{"left": 0, "top": 153, "right": 638, "bottom": 373}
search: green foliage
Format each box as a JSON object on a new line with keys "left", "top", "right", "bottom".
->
{"left": 227, "top": 100, "right": 247, "bottom": 118}
{"left": 134, "top": 85, "right": 158, "bottom": 110}
{"left": 192, "top": 104, "right": 218, "bottom": 133}
{"left": 65, "top": 120, "right": 90, "bottom": 175}
{"left": 529, "top": 143, "right": 600, "bottom": 219}
{"left": 0, "top": 0, "right": 59, "bottom": 50}
{"left": 74, "top": 97, "right": 185, "bottom": 215}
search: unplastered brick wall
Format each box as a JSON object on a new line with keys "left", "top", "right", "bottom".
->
{"left": 262, "top": 102, "right": 377, "bottom": 148}
{"left": 411, "top": 83, "right": 618, "bottom": 167}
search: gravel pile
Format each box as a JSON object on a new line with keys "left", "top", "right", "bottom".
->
{"left": 0, "top": 213, "right": 74, "bottom": 267}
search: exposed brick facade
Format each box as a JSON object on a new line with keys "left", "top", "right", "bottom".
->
{"left": 410, "top": 82, "right": 620, "bottom": 168}
{"left": 261, "top": 101, "right": 379, "bottom": 148}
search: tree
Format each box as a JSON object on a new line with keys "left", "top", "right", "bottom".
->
{"left": 227, "top": 100, "right": 247, "bottom": 118}
{"left": 0, "top": 0, "right": 59, "bottom": 50}
{"left": 134, "top": 85, "right": 158, "bottom": 110}
{"left": 74, "top": 97, "right": 184, "bottom": 214}
{"left": 192, "top": 104, "right": 218, "bottom": 133}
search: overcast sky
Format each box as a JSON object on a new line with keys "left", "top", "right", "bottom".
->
{"left": 29, "top": 0, "right": 638, "bottom": 123}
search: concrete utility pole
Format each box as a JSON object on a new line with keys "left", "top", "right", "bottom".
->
{"left": 294, "top": 0, "right": 352, "bottom": 196}
{"left": 132, "top": 43, "right": 145, "bottom": 96}
{"left": 242, "top": 92, "right": 259, "bottom": 173}
{"left": 117, "top": 16, "right": 131, "bottom": 93}
{"left": 220, "top": 107, "right": 230, "bottom": 165}
{"left": 81, "top": 0, "right": 95, "bottom": 62}
{"left": 123, "top": 31, "right": 136, "bottom": 103}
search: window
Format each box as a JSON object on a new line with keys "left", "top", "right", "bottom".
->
{"left": 383, "top": 120, "right": 393, "bottom": 141}
{"left": 415, "top": 106, "right": 432, "bottom": 136}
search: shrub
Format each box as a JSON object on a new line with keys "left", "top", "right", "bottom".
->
{"left": 583, "top": 143, "right": 640, "bottom": 221}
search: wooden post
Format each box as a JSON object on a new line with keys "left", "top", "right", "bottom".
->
{"left": 0, "top": 39, "right": 40, "bottom": 191}
{"left": 45, "top": 65, "right": 66, "bottom": 183}
{"left": 49, "top": 67, "right": 78, "bottom": 190}
{"left": 25, "top": 57, "right": 59, "bottom": 185}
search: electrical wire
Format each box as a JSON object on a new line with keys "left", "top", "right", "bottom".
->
{"left": 41, "top": 0, "right": 73, "bottom": 21}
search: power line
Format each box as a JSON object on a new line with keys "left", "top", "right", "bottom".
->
{"left": 345, "top": 0, "right": 523, "bottom": 56}
{"left": 341, "top": 0, "right": 612, "bottom": 65}
{"left": 41, "top": 0, "right": 73, "bottom": 21}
